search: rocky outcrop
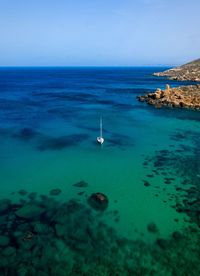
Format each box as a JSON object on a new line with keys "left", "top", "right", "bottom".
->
{"left": 138, "top": 84, "right": 200, "bottom": 110}
{"left": 154, "top": 58, "right": 200, "bottom": 82}
{"left": 87, "top": 192, "right": 109, "bottom": 211}
{"left": 15, "top": 203, "right": 45, "bottom": 219}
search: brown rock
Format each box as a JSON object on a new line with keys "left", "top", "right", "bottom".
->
{"left": 137, "top": 84, "right": 200, "bottom": 111}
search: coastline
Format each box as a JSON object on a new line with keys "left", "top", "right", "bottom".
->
{"left": 138, "top": 84, "right": 200, "bottom": 110}
{"left": 137, "top": 59, "right": 200, "bottom": 110}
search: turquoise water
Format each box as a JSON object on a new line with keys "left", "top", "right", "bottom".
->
{"left": 0, "top": 67, "right": 200, "bottom": 275}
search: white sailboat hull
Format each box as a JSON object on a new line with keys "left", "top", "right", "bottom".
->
{"left": 97, "top": 136, "right": 104, "bottom": 144}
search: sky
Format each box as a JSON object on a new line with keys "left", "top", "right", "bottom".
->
{"left": 0, "top": 0, "right": 199, "bottom": 66}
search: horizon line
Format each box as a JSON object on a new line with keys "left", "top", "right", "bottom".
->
{"left": 0, "top": 64, "right": 174, "bottom": 68}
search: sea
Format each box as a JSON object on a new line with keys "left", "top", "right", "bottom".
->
{"left": 0, "top": 67, "right": 200, "bottom": 275}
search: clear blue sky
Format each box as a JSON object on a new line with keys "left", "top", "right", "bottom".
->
{"left": 0, "top": 0, "right": 199, "bottom": 66}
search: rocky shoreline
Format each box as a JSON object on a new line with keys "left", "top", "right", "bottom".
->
{"left": 138, "top": 58, "right": 200, "bottom": 110}
{"left": 138, "top": 84, "right": 200, "bottom": 110}
{"left": 153, "top": 58, "right": 200, "bottom": 82}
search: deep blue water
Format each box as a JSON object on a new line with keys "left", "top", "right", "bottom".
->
{"left": 0, "top": 66, "right": 197, "bottom": 130}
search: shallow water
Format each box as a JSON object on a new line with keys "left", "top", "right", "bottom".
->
{"left": 0, "top": 67, "right": 200, "bottom": 275}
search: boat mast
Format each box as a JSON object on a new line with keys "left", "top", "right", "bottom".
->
{"left": 100, "top": 117, "right": 103, "bottom": 138}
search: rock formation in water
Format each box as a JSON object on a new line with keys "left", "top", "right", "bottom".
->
{"left": 87, "top": 192, "right": 109, "bottom": 211}
{"left": 153, "top": 58, "right": 200, "bottom": 82}
{"left": 138, "top": 84, "right": 200, "bottom": 110}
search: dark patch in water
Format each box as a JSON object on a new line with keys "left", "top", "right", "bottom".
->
{"left": 28, "top": 192, "right": 37, "bottom": 200}
{"left": 146, "top": 174, "right": 154, "bottom": 178}
{"left": 76, "top": 125, "right": 99, "bottom": 133}
{"left": 148, "top": 105, "right": 200, "bottom": 123}
{"left": 143, "top": 180, "right": 151, "bottom": 187}
{"left": 49, "top": 188, "right": 62, "bottom": 196}
{"left": 143, "top": 128, "right": 200, "bottom": 227}
{"left": 12, "top": 128, "right": 38, "bottom": 141}
{"left": 37, "top": 134, "right": 89, "bottom": 151}
{"left": 47, "top": 107, "right": 79, "bottom": 120}
{"left": 170, "top": 132, "right": 185, "bottom": 141}
{"left": 73, "top": 181, "right": 88, "bottom": 188}
{"left": 18, "top": 189, "right": 28, "bottom": 196}
{"left": 96, "top": 99, "right": 115, "bottom": 105}
{"left": 147, "top": 222, "right": 158, "bottom": 233}
{"left": 179, "top": 144, "right": 192, "bottom": 152}
{"left": 113, "top": 103, "right": 133, "bottom": 110}
{"left": 106, "top": 87, "right": 150, "bottom": 96}
{"left": 34, "top": 91, "right": 97, "bottom": 103}
{"left": 106, "top": 133, "right": 134, "bottom": 149}
{"left": 77, "top": 191, "right": 85, "bottom": 196}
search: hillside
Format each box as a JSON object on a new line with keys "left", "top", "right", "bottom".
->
{"left": 154, "top": 58, "right": 200, "bottom": 82}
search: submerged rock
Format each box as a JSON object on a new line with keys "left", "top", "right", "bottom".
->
{"left": 0, "top": 215, "right": 7, "bottom": 226}
{"left": 55, "top": 224, "right": 67, "bottom": 237}
{"left": 87, "top": 193, "right": 109, "bottom": 211}
{"left": 172, "top": 231, "right": 183, "bottom": 241}
{"left": 143, "top": 180, "right": 151, "bottom": 187}
{"left": 0, "top": 188, "right": 198, "bottom": 275}
{"left": 2, "top": 246, "right": 16, "bottom": 257}
{"left": 22, "top": 231, "right": 35, "bottom": 242}
{"left": 146, "top": 174, "right": 154, "bottom": 178}
{"left": 147, "top": 223, "right": 158, "bottom": 233}
{"left": 77, "top": 191, "right": 85, "bottom": 196}
{"left": 18, "top": 189, "right": 28, "bottom": 196}
{"left": 156, "top": 238, "right": 168, "bottom": 249}
{"left": 0, "top": 235, "right": 10, "bottom": 246}
{"left": 49, "top": 188, "right": 62, "bottom": 196}
{"left": 0, "top": 199, "right": 11, "bottom": 213}
{"left": 15, "top": 127, "right": 37, "bottom": 141}
{"left": 15, "top": 203, "right": 45, "bottom": 219}
{"left": 33, "top": 223, "right": 49, "bottom": 234}
{"left": 73, "top": 180, "right": 88, "bottom": 187}
{"left": 28, "top": 192, "right": 37, "bottom": 200}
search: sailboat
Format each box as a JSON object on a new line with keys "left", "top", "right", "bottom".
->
{"left": 97, "top": 117, "right": 104, "bottom": 144}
